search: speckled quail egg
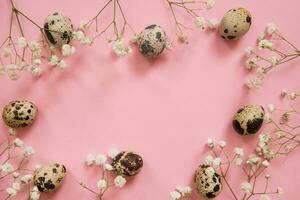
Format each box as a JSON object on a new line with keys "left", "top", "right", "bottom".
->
{"left": 2, "top": 100, "right": 38, "bottom": 129}
{"left": 232, "top": 104, "right": 265, "bottom": 135}
{"left": 137, "top": 24, "right": 167, "bottom": 58}
{"left": 194, "top": 165, "right": 222, "bottom": 199}
{"left": 43, "top": 12, "right": 73, "bottom": 47}
{"left": 219, "top": 8, "right": 252, "bottom": 40}
{"left": 34, "top": 163, "right": 66, "bottom": 193}
{"left": 111, "top": 151, "right": 143, "bottom": 176}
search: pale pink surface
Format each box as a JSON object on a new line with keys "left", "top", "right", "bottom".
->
{"left": 1, "top": 0, "right": 300, "bottom": 199}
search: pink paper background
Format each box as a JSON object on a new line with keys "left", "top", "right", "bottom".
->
{"left": 1, "top": 0, "right": 300, "bottom": 199}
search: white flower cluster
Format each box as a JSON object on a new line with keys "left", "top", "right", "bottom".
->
{"left": 112, "top": 40, "right": 132, "bottom": 57}
{"left": 195, "top": 16, "right": 219, "bottom": 30}
{"left": 170, "top": 186, "right": 192, "bottom": 200}
{"left": 84, "top": 148, "right": 127, "bottom": 190}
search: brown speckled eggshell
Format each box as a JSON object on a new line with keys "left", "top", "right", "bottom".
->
{"left": 43, "top": 12, "right": 73, "bottom": 48}
{"left": 232, "top": 104, "right": 265, "bottom": 135}
{"left": 111, "top": 151, "right": 143, "bottom": 176}
{"left": 34, "top": 163, "right": 66, "bottom": 193}
{"left": 137, "top": 24, "right": 167, "bottom": 58}
{"left": 194, "top": 165, "right": 222, "bottom": 199}
{"left": 2, "top": 100, "right": 38, "bottom": 129}
{"left": 219, "top": 8, "right": 252, "bottom": 40}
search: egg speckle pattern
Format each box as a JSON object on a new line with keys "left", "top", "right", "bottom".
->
{"left": 34, "top": 163, "right": 66, "bottom": 193}
{"left": 233, "top": 104, "right": 265, "bottom": 135}
{"left": 219, "top": 8, "right": 252, "bottom": 40}
{"left": 195, "top": 165, "right": 222, "bottom": 199}
{"left": 112, "top": 151, "right": 143, "bottom": 176}
{"left": 2, "top": 100, "right": 38, "bottom": 129}
{"left": 137, "top": 24, "right": 167, "bottom": 58}
{"left": 43, "top": 12, "right": 73, "bottom": 47}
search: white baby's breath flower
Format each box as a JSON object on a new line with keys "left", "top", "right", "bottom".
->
{"left": 170, "top": 191, "right": 181, "bottom": 200}
{"left": 247, "top": 77, "right": 263, "bottom": 89}
{"left": 176, "top": 186, "right": 192, "bottom": 197}
{"left": 241, "top": 182, "right": 252, "bottom": 193}
{"left": 112, "top": 40, "right": 132, "bottom": 56}
{"left": 233, "top": 147, "right": 244, "bottom": 157}
{"left": 264, "top": 113, "right": 272, "bottom": 123}
{"left": 266, "top": 22, "right": 277, "bottom": 35}
{"left": 207, "top": 138, "right": 215, "bottom": 148}
{"left": 257, "top": 67, "right": 267, "bottom": 76}
{"left": 12, "top": 182, "right": 20, "bottom": 191}
{"left": 289, "top": 92, "right": 298, "bottom": 100}
{"left": 258, "top": 39, "right": 274, "bottom": 50}
{"left": 257, "top": 34, "right": 265, "bottom": 41}
{"left": 108, "top": 148, "right": 120, "bottom": 159}
{"left": 268, "top": 56, "right": 279, "bottom": 66}
{"left": 81, "top": 37, "right": 93, "bottom": 45}
{"left": 260, "top": 194, "right": 270, "bottom": 200}
{"left": 1, "top": 163, "right": 14, "bottom": 172}
{"left": 95, "top": 154, "right": 107, "bottom": 165}
{"left": 21, "top": 174, "right": 34, "bottom": 184}
{"left": 13, "top": 138, "right": 23, "bottom": 147}
{"left": 276, "top": 187, "right": 284, "bottom": 195}
{"left": 205, "top": 0, "right": 215, "bottom": 9}
{"left": 247, "top": 154, "right": 261, "bottom": 165}
{"left": 48, "top": 55, "right": 60, "bottom": 66}
{"left": 204, "top": 155, "right": 214, "bottom": 165}
{"left": 218, "top": 140, "right": 226, "bottom": 148}
{"left": 12, "top": 172, "right": 20, "bottom": 178}
{"left": 195, "top": 16, "right": 207, "bottom": 28}
{"left": 32, "top": 67, "right": 42, "bottom": 77}
{"left": 28, "top": 41, "right": 41, "bottom": 52}
{"left": 245, "top": 46, "right": 253, "bottom": 56}
{"left": 207, "top": 18, "right": 219, "bottom": 29}
{"left": 8, "top": 128, "right": 16, "bottom": 136}
{"left": 262, "top": 160, "right": 270, "bottom": 168}
{"left": 85, "top": 154, "right": 95, "bottom": 166}
{"left": 30, "top": 186, "right": 40, "bottom": 200}
{"left": 73, "top": 31, "right": 85, "bottom": 41}
{"left": 17, "top": 37, "right": 27, "bottom": 48}
{"left": 245, "top": 58, "right": 258, "bottom": 70}
{"left": 57, "top": 60, "right": 67, "bottom": 70}
{"left": 131, "top": 34, "right": 140, "bottom": 44}
{"left": 79, "top": 20, "right": 87, "bottom": 30}
{"left": 104, "top": 163, "right": 113, "bottom": 171}
{"left": 24, "top": 146, "right": 35, "bottom": 156}
{"left": 213, "top": 158, "right": 221, "bottom": 166}
{"left": 6, "top": 187, "right": 17, "bottom": 196}
{"left": 114, "top": 175, "right": 126, "bottom": 188}
{"left": 281, "top": 89, "right": 288, "bottom": 97}
{"left": 62, "top": 44, "right": 76, "bottom": 56}
{"left": 165, "top": 42, "right": 173, "bottom": 50}
{"left": 267, "top": 104, "right": 275, "bottom": 113}
{"left": 97, "top": 179, "right": 107, "bottom": 189}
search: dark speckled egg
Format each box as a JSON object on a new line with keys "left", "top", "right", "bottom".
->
{"left": 34, "top": 163, "right": 66, "bottom": 193}
{"left": 111, "top": 151, "right": 143, "bottom": 176}
{"left": 2, "top": 100, "right": 38, "bottom": 129}
{"left": 232, "top": 104, "right": 265, "bottom": 135}
{"left": 43, "top": 12, "right": 73, "bottom": 48}
{"left": 194, "top": 165, "right": 222, "bottom": 199}
{"left": 137, "top": 25, "right": 167, "bottom": 58}
{"left": 219, "top": 8, "right": 252, "bottom": 40}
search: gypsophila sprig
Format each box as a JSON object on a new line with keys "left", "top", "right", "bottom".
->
{"left": 244, "top": 23, "right": 300, "bottom": 89}
{"left": 79, "top": 148, "right": 129, "bottom": 200}
{"left": 165, "top": 0, "right": 218, "bottom": 44}
{"left": 0, "top": 128, "right": 40, "bottom": 200}
{"left": 255, "top": 90, "right": 300, "bottom": 161}
{"left": 76, "top": 0, "right": 134, "bottom": 56}
{"left": 171, "top": 137, "right": 286, "bottom": 200}
{"left": 0, "top": 0, "right": 78, "bottom": 80}
{"left": 169, "top": 186, "right": 192, "bottom": 200}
